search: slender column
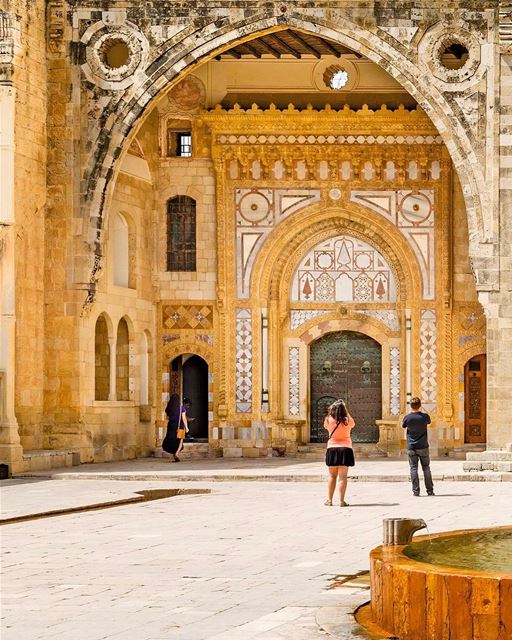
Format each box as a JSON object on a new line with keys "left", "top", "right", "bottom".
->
{"left": 405, "top": 309, "right": 412, "bottom": 408}
{"left": 261, "top": 310, "right": 269, "bottom": 413}
{"left": 108, "top": 337, "right": 117, "bottom": 401}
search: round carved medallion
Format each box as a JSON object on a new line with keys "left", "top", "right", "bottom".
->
{"left": 238, "top": 191, "right": 272, "bottom": 224}
{"left": 399, "top": 192, "right": 432, "bottom": 225}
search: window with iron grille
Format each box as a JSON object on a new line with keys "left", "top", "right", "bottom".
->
{"left": 167, "top": 129, "right": 192, "bottom": 157}
{"left": 176, "top": 132, "right": 192, "bottom": 157}
{"left": 167, "top": 196, "right": 196, "bottom": 271}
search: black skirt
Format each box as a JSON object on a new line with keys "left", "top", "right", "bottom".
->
{"left": 162, "top": 419, "right": 181, "bottom": 454}
{"left": 325, "top": 446, "right": 355, "bottom": 467}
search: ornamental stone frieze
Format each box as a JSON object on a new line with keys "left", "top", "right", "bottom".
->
{"left": 60, "top": 1, "right": 500, "bottom": 308}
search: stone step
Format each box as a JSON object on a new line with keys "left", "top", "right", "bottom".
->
{"left": 21, "top": 449, "right": 80, "bottom": 473}
{"left": 465, "top": 450, "right": 512, "bottom": 462}
{"left": 153, "top": 445, "right": 221, "bottom": 460}
{"left": 463, "top": 460, "right": 512, "bottom": 472}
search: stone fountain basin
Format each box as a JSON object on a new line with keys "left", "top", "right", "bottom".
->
{"left": 369, "top": 526, "right": 512, "bottom": 640}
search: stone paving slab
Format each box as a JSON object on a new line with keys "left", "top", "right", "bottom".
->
{"left": 2, "top": 480, "right": 512, "bottom": 640}
{"left": 13, "top": 456, "right": 512, "bottom": 483}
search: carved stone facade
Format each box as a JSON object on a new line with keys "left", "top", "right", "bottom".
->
{"left": 4, "top": 1, "right": 512, "bottom": 473}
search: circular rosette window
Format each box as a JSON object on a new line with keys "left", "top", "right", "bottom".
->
{"left": 81, "top": 21, "right": 149, "bottom": 90}
{"left": 399, "top": 192, "right": 432, "bottom": 226}
{"left": 418, "top": 26, "right": 482, "bottom": 89}
{"left": 238, "top": 191, "right": 272, "bottom": 225}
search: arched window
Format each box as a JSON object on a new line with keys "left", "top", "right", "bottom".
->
{"left": 116, "top": 318, "right": 130, "bottom": 401}
{"left": 167, "top": 196, "right": 196, "bottom": 271}
{"left": 112, "top": 212, "right": 134, "bottom": 287}
{"left": 95, "top": 315, "right": 110, "bottom": 400}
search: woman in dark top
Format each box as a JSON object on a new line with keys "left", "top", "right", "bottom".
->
{"left": 162, "top": 393, "right": 188, "bottom": 462}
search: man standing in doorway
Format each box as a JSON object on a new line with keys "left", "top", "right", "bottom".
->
{"left": 402, "top": 397, "right": 435, "bottom": 497}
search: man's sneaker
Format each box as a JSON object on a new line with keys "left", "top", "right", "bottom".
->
{"left": 413, "top": 492, "right": 420, "bottom": 497}
{"left": 427, "top": 492, "right": 435, "bottom": 496}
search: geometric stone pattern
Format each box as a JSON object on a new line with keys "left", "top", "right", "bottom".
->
{"left": 359, "top": 310, "right": 399, "bottom": 332}
{"left": 389, "top": 347, "right": 401, "bottom": 416}
{"left": 420, "top": 309, "right": 437, "bottom": 412}
{"left": 288, "top": 347, "right": 300, "bottom": 416}
{"left": 350, "top": 190, "right": 435, "bottom": 300}
{"left": 290, "top": 310, "right": 331, "bottom": 330}
{"left": 163, "top": 305, "right": 213, "bottom": 329}
{"left": 289, "top": 309, "right": 399, "bottom": 332}
{"left": 236, "top": 188, "right": 320, "bottom": 298}
{"left": 218, "top": 133, "right": 443, "bottom": 145}
{"left": 291, "top": 235, "right": 397, "bottom": 303}
{"left": 235, "top": 309, "right": 252, "bottom": 413}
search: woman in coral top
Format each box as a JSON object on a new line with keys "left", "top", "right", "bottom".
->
{"left": 323, "top": 399, "right": 356, "bottom": 507}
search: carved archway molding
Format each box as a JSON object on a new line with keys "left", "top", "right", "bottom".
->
{"left": 298, "top": 313, "right": 393, "bottom": 346}
{"left": 251, "top": 201, "right": 421, "bottom": 308}
{"left": 78, "top": 11, "right": 493, "bottom": 310}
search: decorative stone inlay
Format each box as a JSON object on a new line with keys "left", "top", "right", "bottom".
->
{"left": 290, "top": 309, "right": 331, "bottom": 330}
{"left": 162, "top": 334, "right": 180, "bottom": 344}
{"left": 236, "top": 188, "right": 320, "bottom": 298}
{"left": 351, "top": 190, "right": 435, "bottom": 300}
{"left": 288, "top": 347, "right": 300, "bottom": 417}
{"left": 359, "top": 310, "right": 399, "bottom": 332}
{"left": 163, "top": 305, "right": 213, "bottom": 330}
{"left": 235, "top": 309, "right": 252, "bottom": 413}
{"left": 196, "top": 334, "right": 213, "bottom": 346}
{"left": 420, "top": 309, "right": 437, "bottom": 411}
{"left": 291, "top": 235, "right": 397, "bottom": 303}
{"left": 218, "top": 134, "right": 443, "bottom": 145}
{"left": 390, "top": 347, "right": 401, "bottom": 416}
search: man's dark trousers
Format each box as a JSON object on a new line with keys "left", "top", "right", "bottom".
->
{"left": 407, "top": 447, "right": 434, "bottom": 495}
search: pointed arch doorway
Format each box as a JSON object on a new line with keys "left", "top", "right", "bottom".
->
{"left": 170, "top": 354, "right": 209, "bottom": 440}
{"left": 309, "top": 331, "right": 382, "bottom": 443}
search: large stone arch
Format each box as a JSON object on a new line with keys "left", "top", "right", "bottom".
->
{"left": 79, "top": 9, "right": 492, "bottom": 307}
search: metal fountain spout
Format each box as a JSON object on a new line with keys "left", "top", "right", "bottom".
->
{"left": 383, "top": 518, "right": 427, "bottom": 545}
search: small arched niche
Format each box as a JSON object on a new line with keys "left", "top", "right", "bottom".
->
{"left": 112, "top": 212, "right": 135, "bottom": 288}
{"left": 116, "top": 317, "right": 130, "bottom": 401}
{"left": 95, "top": 314, "right": 110, "bottom": 401}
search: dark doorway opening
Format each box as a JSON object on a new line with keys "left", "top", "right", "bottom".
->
{"left": 170, "top": 354, "right": 209, "bottom": 441}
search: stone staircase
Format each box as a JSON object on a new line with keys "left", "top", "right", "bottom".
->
{"left": 447, "top": 443, "right": 486, "bottom": 460}
{"left": 154, "top": 442, "right": 222, "bottom": 461}
{"left": 463, "top": 447, "right": 512, "bottom": 472}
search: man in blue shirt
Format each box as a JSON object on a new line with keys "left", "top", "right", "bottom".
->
{"left": 402, "top": 397, "right": 434, "bottom": 496}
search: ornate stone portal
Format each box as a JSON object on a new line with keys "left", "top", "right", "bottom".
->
{"left": 6, "top": 1, "right": 512, "bottom": 472}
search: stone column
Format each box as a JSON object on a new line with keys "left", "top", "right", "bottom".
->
{"left": 0, "top": 35, "right": 23, "bottom": 471}
{"left": 108, "top": 336, "right": 117, "bottom": 401}
{"left": 484, "top": 293, "right": 512, "bottom": 450}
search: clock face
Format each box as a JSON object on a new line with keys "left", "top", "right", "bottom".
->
{"left": 330, "top": 69, "right": 349, "bottom": 90}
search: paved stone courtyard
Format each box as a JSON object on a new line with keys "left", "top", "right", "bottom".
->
{"left": 2, "top": 475, "right": 512, "bottom": 640}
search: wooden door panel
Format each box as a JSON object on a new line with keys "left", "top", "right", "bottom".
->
{"left": 310, "top": 331, "right": 382, "bottom": 443}
{"left": 464, "top": 354, "right": 486, "bottom": 444}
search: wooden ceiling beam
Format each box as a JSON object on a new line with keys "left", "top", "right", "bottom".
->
{"left": 320, "top": 38, "right": 342, "bottom": 57}
{"left": 242, "top": 42, "right": 262, "bottom": 58}
{"left": 268, "top": 33, "right": 301, "bottom": 58}
{"left": 257, "top": 36, "right": 282, "bottom": 58}
{"left": 287, "top": 30, "right": 321, "bottom": 58}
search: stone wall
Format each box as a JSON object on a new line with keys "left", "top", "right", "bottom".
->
{"left": 9, "top": 1, "right": 47, "bottom": 449}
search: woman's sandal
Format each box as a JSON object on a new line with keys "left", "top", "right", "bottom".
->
{"left": 340, "top": 501, "right": 349, "bottom": 507}
{"left": 173, "top": 455, "right": 180, "bottom": 462}
{"left": 324, "top": 499, "right": 332, "bottom": 506}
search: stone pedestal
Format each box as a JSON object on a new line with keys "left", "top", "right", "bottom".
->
{"left": 376, "top": 419, "right": 402, "bottom": 456}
